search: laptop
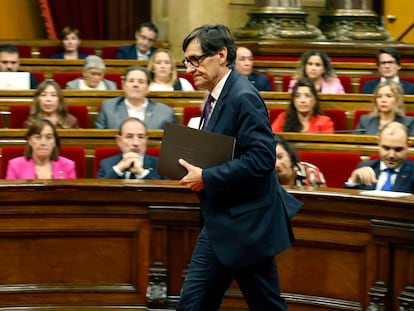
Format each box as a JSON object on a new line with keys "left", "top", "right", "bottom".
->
{"left": 0, "top": 72, "right": 31, "bottom": 90}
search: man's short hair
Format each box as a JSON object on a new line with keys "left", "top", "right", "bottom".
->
{"left": 379, "top": 121, "right": 408, "bottom": 141}
{"left": 0, "top": 44, "right": 19, "bottom": 55}
{"left": 118, "top": 117, "right": 147, "bottom": 135}
{"left": 122, "top": 66, "right": 151, "bottom": 84}
{"left": 376, "top": 47, "right": 401, "bottom": 65}
{"left": 136, "top": 21, "right": 158, "bottom": 35}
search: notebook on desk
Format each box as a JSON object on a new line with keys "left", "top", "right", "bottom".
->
{"left": 0, "top": 72, "right": 30, "bottom": 90}
{"left": 158, "top": 122, "right": 236, "bottom": 179}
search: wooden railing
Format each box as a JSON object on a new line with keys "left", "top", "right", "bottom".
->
{"left": 0, "top": 181, "right": 412, "bottom": 310}
{"left": 1, "top": 90, "right": 414, "bottom": 129}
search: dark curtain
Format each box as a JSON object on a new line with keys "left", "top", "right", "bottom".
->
{"left": 47, "top": 0, "right": 151, "bottom": 40}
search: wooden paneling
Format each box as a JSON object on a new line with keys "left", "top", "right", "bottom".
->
{"left": 0, "top": 182, "right": 412, "bottom": 310}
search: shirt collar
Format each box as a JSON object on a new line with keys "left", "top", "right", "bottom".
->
{"left": 210, "top": 69, "right": 232, "bottom": 102}
{"left": 380, "top": 161, "right": 401, "bottom": 173}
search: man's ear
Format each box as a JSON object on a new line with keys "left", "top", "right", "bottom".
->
{"left": 217, "top": 48, "right": 228, "bottom": 65}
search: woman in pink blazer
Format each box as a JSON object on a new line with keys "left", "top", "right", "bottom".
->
{"left": 272, "top": 78, "right": 334, "bottom": 133}
{"left": 6, "top": 119, "right": 76, "bottom": 179}
{"left": 288, "top": 50, "right": 345, "bottom": 94}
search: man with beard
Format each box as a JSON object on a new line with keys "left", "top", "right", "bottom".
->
{"left": 97, "top": 117, "right": 163, "bottom": 179}
{"left": 345, "top": 121, "right": 414, "bottom": 192}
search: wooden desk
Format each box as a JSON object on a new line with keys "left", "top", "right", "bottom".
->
{"left": 0, "top": 181, "right": 412, "bottom": 310}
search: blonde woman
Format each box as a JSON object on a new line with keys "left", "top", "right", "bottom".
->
{"left": 355, "top": 81, "right": 414, "bottom": 135}
{"left": 147, "top": 48, "right": 194, "bottom": 91}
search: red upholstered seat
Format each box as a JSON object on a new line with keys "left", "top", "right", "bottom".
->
{"left": 1, "top": 146, "right": 86, "bottom": 178}
{"left": 9, "top": 105, "right": 31, "bottom": 128}
{"left": 183, "top": 106, "right": 202, "bottom": 125}
{"left": 352, "top": 110, "right": 371, "bottom": 130}
{"left": 104, "top": 73, "right": 122, "bottom": 89}
{"left": 178, "top": 73, "right": 197, "bottom": 90}
{"left": 323, "top": 109, "right": 346, "bottom": 131}
{"left": 16, "top": 45, "right": 32, "bottom": 58}
{"left": 268, "top": 108, "right": 286, "bottom": 124}
{"left": 9, "top": 105, "right": 89, "bottom": 128}
{"left": 282, "top": 75, "right": 352, "bottom": 93}
{"left": 93, "top": 147, "right": 160, "bottom": 177}
{"left": 52, "top": 72, "right": 82, "bottom": 89}
{"left": 67, "top": 105, "right": 89, "bottom": 128}
{"left": 53, "top": 72, "right": 122, "bottom": 90}
{"left": 101, "top": 46, "right": 119, "bottom": 59}
{"left": 32, "top": 72, "right": 46, "bottom": 84}
{"left": 298, "top": 151, "right": 361, "bottom": 188}
{"left": 39, "top": 46, "right": 96, "bottom": 58}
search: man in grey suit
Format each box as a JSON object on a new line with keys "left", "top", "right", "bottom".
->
{"left": 95, "top": 66, "right": 175, "bottom": 129}
{"left": 345, "top": 122, "right": 414, "bottom": 193}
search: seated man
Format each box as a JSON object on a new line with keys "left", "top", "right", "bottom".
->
{"left": 117, "top": 21, "right": 158, "bottom": 60}
{"left": 361, "top": 48, "right": 414, "bottom": 95}
{"left": 95, "top": 65, "right": 175, "bottom": 129}
{"left": 235, "top": 46, "right": 272, "bottom": 91}
{"left": 0, "top": 44, "right": 38, "bottom": 89}
{"left": 345, "top": 122, "right": 414, "bottom": 193}
{"left": 97, "top": 117, "right": 164, "bottom": 179}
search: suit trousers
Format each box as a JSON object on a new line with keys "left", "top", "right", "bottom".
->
{"left": 176, "top": 227, "right": 288, "bottom": 311}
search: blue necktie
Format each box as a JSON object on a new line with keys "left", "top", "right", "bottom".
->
{"left": 381, "top": 168, "right": 394, "bottom": 191}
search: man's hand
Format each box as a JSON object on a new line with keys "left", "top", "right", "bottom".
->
{"left": 350, "top": 166, "right": 377, "bottom": 186}
{"left": 116, "top": 152, "right": 144, "bottom": 175}
{"left": 179, "top": 159, "right": 204, "bottom": 191}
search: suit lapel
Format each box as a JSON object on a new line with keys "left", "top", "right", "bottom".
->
{"left": 205, "top": 70, "right": 237, "bottom": 131}
{"left": 393, "top": 161, "right": 411, "bottom": 191}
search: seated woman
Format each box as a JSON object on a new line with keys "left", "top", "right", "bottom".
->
{"left": 272, "top": 78, "right": 334, "bottom": 133}
{"left": 147, "top": 48, "right": 194, "bottom": 91}
{"left": 66, "top": 55, "right": 117, "bottom": 90}
{"left": 288, "top": 50, "right": 345, "bottom": 94}
{"left": 355, "top": 80, "right": 414, "bottom": 136}
{"left": 25, "top": 80, "right": 79, "bottom": 129}
{"left": 6, "top": 119, "right": 77, "bottom": 179}
{"left": 51, "top": 27, "right": 87, "bottom": 60}
{"left": 274, "top": 134, "right": 326, "bottom": 187}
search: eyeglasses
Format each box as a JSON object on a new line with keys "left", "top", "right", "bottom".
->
{"left": 182, "top": 52, "right": 211, "bottom": 68}
{"left": 379, "top": 60, "right": 397, "bottom": 66}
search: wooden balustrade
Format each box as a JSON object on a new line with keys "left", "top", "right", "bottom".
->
{"left": 15, "top": 58, "right": 414, "bottom": 93}
{"left": 2, "top": 130, "right": 414, "bottom": 178}
{"left": 0, "top": 181, "right": 412, "bottom": 310}
{"left": 1, "top": 90, "right": 414, "bottom": 129}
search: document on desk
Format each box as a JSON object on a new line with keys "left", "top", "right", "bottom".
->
{"left": 360, "top": 190, "right": 412, "bottom": 198}
{"left": 158, "top": 123, "right": 236, "bottom": 179}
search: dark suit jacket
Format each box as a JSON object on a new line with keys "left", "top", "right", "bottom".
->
{"left": 50, "top": 52, "right": 87, "bottom": 59}
{"left": 247, "top": 72, "right": 272, "bottom": 91}
{"left": 97, "top": 153, "right": 163, "bottom": 179}
{"left": 116, "top": 44, "right": 156, "bottom": 60}
{"left": 344, "top": 159, "right": 414, "bottom": 193}
{"left": 356, "top": 115, "right": 414, "bottom": 136}
{"left": 362, "top": 79, "right": 414, "bottom": 94}
{"left": 200, "top": 69, "right": 294, "bottom": 269}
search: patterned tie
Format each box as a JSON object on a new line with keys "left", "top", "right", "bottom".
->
{"left": 381, "top": 168, "right": 394, "bottom": 191}
{"left": 202, "top": 94, "right": 214, "bottom": 129}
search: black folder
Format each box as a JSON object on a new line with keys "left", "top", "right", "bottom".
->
{"left": 158, "top": 123, "right": 236, "bottom": 179}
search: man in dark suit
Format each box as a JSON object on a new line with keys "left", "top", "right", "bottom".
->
{"left": 97, "top": 117, "right": 163, "bottom": 179}
{"left": 176, "top": 24, "right": 295, "bottom": 311}
{"left": 0, "top": 44, "right": 38, "bottom": 89}
{"left": 235, "top": 46, "right": 272, "bottom": 91}
{"left": 116, "top": 22, "right": 158, "bottom": 60}
{"left": 361, "top": 48, "right": 414, "bottom": 94}
{"left": 345, "top": 122, "right": 414, "bottom": 193}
